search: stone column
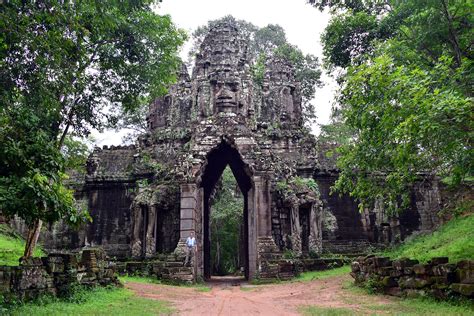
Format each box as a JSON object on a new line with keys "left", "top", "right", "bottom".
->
{"left": 145, "top": 206, "right": 157, "bottom": 258}
{"left": 180, "top": 183, "right": 197, "bottom": 239}
{"left": 290, "top": 204, "right": 302, "bottom": 256}
{"left": 247, "top": 185, "right": 257, "bottom": 280}
{"left": 131, "top": 205, "right": 143, "bottom": 258}
{"left": 174, "top": 183, "right": 198, "bottom": 260}
{"left": 309, "top": 202, "right": 323, "bottom": 254}
{"left": 254, "top": 176, "right": 272, "bottom": 237}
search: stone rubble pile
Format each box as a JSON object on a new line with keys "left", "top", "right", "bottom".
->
{"left": 0, "top": 248, "right": 119, "bottom": 303}
{"left": 351, "top": 255, "right": 474, "bottom": 299}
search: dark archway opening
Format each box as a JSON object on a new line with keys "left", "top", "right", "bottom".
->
{"left": 201, "top": 141, "right": 252, "bottom": 280}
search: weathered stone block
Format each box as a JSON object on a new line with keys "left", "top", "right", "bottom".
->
{"left": 399, "top": 276, "right": 431, "bottom": 289}
{"left": 381, "top": 276, "right": 398, "bottom": 287}
{"left": 457, "top": 260, "right": 474, "bottom": 270}
{"left": 432, "top": 263, "right": 456, "bottom": 277}
{"left": 351, "top": 261, "right": 360, "bottom": 273}
{"left": 450, "top": 283, "right": 474, "bottom": 297}
{"left": 393, "top": 258, "right": 419, "bottom": 271}
{"left": 373, "top": 257, "right": 391, "bottom": 268}
{"left": 389, "top": 269, "right": 403, "bottom": 278}
{"left": 413, "top": 264, "right": 432, "bottom": 275}
{"left": 377, "top": 267, "right": 393, "bottom": 277}
{"left": 457, "top": 268, "right": 474, "bottom": 284}
{"left": 429, "top": 257, "right": 449, "bottom": 265}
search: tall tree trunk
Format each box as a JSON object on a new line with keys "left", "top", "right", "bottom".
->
{"left": 23, "top": 219, "right": 43, "bottom": 258}
{"left": 440, "top": 0, "right": 462, "bottom": 67}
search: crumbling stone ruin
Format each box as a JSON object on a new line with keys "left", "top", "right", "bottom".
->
{"left": 351, "top": 256, "right": 474, "bottom": 299}
{"left": 0, "top": 249, "right": 119, "bottom": 303}
{"left": 13, "top": 22, "right": 443, "bottom": 282}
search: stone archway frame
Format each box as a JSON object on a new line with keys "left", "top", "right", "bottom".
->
{"left": 177, "top": 137, "right": 267, "bottom": 281}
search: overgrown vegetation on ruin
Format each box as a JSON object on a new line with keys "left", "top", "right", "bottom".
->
{"left": 381, "top": 213, "right": 474, "bottom": 263}
{"left": 0, "top": 0, "right": 186, "bottom": 257}
{"left": 314, "top": 0, "right": 473, "bottom": 214}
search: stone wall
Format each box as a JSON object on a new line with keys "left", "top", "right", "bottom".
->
{"left": 0, "top": 249, "right": 119, "bottom": 303}
{"left": 351, "top": 255, "right": 474, "bottom": 299}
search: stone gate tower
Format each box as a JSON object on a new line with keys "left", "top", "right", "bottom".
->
{"left": 143, "top": 22, "right": 322, "bottom": 280}
{"left": 24, "top": 22, "right": 443, "bottom": 283}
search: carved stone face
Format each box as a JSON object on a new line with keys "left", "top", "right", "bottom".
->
{"left": 210, "top": 74, "right": 242, "bottom": 114}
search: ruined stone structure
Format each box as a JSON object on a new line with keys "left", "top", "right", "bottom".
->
{"left": 14, "top": 22, "right": 443, "bottom": 282}
{"left": 351, "top": 256, "right": 474, "bottom": 299}
{"left": 0, "top": 249, "right": 119, "bottom": 303}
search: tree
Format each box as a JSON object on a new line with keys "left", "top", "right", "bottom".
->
{"left": 189, "top": 16, "right": 323, "bottom": 123}
{"left": 210, "top": 167, "right": 244, "bottom": 275}
{"left": 313, "top": 0, "right": 474, "bottom": 213}
{"left": 0, "top": 107, "right": 91, "bottom": 257}
{"left": 0, "top": 0, "right": 186, "bottom": 257}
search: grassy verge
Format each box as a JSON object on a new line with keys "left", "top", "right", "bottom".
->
{"left": 299, "top": 281, "right": 474, "bottom": 316}
{"left": 300, "top": 299, "right": 474, "bottom": 316}
{"left": 0, "top": 224, "right": 44, "bottom": 266}
{"left": 381, "top": 214, "right": 474, "bottom": 262}
{"left": 296, "top": 265, "right": 350, "bottom": 282}
{"left": 5, "top": 286, "right": 173, "bottom": 316}
{"left": 120, "top": 275, "right": 211, "bottom": 292}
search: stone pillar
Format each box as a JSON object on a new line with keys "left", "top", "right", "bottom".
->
{"left": 247, "top": 185, "right": 257, "bottom": 280}
{"left": 290, "top": 204, "right": 302, "bottom": 256}
{"left": 180, "top": 183, "right": 197, "bottom": 239}
{"left": 309, "top": 202, "right": 323, "bottom": 254}
{"left": 145, "top": 206, "right": 157, "bottom": 258}
{"left": 131, "top": 205, "right": 143, "bottom": 258}
{"left": 174, "top": 183, "right": 198, "bottom": 261}
{"left": 254, "top": 176, "right": 272, "bottom": 237}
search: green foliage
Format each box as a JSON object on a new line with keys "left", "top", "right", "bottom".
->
{"left": 61, "top": 136, "right": 93, "bottom": 174}
{"left": 319, "top": 0, "right": 474, "bottom": 213}
{"left": 6, "top": 286, "right": 173, "bottom": 316}
{"left": 278, "top": 177, "right": 320, "bottom": 198}
{"left": 0, "top": 224, "right": 44, "bottom": 266}
{"left": 210, "top": 167, "right": 244, "bottom": 275}
{"left": 0, "top": 0, "right": 185, "bottom": 251}
{"left": 381, "top": 214, "right": 474, "bottom": 263}
{"left": 0, "top": 107, "right": 90, "bottom": 227}
{"left": 296, "top": 265, "right": 350, "bottom": 282}
{"left": 120, "top": 275, "right": 162, "bottom": 285}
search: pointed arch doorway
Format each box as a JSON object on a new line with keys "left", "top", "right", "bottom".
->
{"left": 200, "top": 141, "right": 254, "bottom": 280}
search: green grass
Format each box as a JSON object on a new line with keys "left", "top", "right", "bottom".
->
{"left": 120, "top": 275, "right": 211, "bottom": 292}
{"left": 340, "top": 279, "right": 474, "bottom": 315}
{"left": 0, "top": 224, "right": 44, "bottom": 266}
{"left": 296, "top": 265, "right": 351, "bottom": 282}
{"left": 119, "top": 275, "right": 162, "bottom": 285}
{"left": 6, "top": 286, "right": 173, "bottom": 316}
{"left": 381, "top": 214, "right": 474, "bottom": 262}
{"left": 299, "top": 306, "right": 354, "bottom": 316}
{"left": 300, "top": 300, "right": 474, "bottom": 316}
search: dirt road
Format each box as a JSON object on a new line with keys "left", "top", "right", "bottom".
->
{"left": 125, "top": 275, "right": 394, "bottom": 315}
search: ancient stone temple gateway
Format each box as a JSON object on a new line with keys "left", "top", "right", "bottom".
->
{"left": 21, "top": 22, "right": 442, "bottom": 282}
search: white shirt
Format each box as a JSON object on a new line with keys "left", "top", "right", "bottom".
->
{"left": 186, "top": 236, "right": 196, "bottom": 248}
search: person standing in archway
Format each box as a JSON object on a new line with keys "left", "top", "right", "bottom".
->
{"left": 184, "top": 231, "right": 197, "bottom": 267}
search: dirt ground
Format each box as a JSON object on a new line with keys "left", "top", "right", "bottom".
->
{"left": 125, "top": 275, "right": 396, "bottom": 315}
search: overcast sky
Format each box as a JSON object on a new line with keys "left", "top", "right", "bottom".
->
{"left": 94, "top": 0, "right": 337, "bottom": 146}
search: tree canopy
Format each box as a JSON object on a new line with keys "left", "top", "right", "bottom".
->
{"left": 0, "top": 0, "right": 185, "bottom": 256}
{"left": 313, "top": 0, "right": 473, "bottom": 213}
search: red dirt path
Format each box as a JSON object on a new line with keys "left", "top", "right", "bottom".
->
{"left": 125, "top": 275, "right": 394, "bottom": 315}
